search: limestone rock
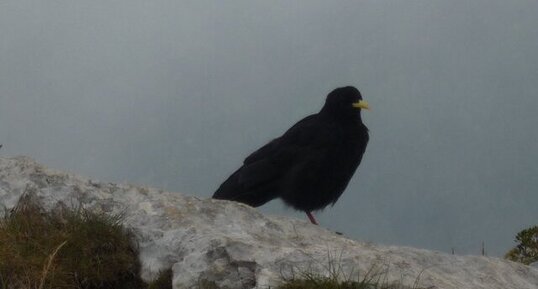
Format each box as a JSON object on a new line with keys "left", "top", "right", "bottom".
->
{"left": 0, "top": 156, "right": 537, "bottom": 289}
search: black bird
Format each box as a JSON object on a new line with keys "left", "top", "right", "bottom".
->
{"left": 213, "top": 86, "right": 369, "bottom": 225}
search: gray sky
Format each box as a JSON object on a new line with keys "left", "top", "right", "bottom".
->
{"left": 1, "top": 0, "right": 537, "bottom": 257}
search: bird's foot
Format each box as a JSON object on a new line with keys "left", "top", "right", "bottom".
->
{"left": 305, "top": 211, "right": 319, "bottom": 225}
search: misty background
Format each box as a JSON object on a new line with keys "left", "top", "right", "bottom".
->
{"left": 1, "top": 1, "right": 537, "bottom": 257}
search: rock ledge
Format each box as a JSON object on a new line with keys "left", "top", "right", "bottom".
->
{"left": 0, "top": 156, "right": 537, "bottom": 289}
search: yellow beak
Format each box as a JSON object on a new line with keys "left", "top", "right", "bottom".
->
{"left": 352, "top": 100, "right": 370, "bottom": 110}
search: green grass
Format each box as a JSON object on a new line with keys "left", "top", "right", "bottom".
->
{"left": 277, "top": 251, "right": 422, "bottom": 289}
{"left": 279, "top": 278, "right": 406, "bottom": 289}
{"left": 278, "top": 270, "right": 419, "bottom": 289}
{"left": 0, "top": 194, "right": 171, "bottom": 289}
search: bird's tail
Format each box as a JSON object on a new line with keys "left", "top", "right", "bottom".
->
{"left": 212, "top": 168, "right": 277, "bottom": 207}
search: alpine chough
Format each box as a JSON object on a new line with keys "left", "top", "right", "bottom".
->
{"left": 213, "top": 86, "right": 369, "bottom": 225}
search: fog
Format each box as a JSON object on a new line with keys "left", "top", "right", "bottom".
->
{"left": 1, "top": 1, "right": 537, "bottom": 256}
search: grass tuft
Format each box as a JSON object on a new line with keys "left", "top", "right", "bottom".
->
{"left": 0, "top": 193, "right": 168, "bottom": 289}
{"left": 278, "top": 268, "right": 413, "bottom": 289}
{"left": 278, "top": 250, "right": 421, "bottom": 289}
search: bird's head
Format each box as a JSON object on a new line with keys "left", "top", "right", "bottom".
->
{"left": 321, "top": 86, "right": 369, "bottom": 119}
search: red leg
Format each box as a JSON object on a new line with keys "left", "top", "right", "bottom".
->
{"left": 306, "top": 211, "right": 319, "bottom": 225}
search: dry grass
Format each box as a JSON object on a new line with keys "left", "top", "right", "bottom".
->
{"left": 0, "top": 194, "right": 170, "bottom": 289}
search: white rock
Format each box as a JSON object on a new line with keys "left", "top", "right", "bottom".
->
{"left": 1, "top": 156, "right": 537, "bottom": 289}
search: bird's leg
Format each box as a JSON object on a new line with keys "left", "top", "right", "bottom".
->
{"left": 306, "top": 211, "right": 319, "bottom": 225}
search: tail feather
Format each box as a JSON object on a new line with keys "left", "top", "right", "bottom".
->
{"left": 213, "top": 167, "right": 278, "bottom": 207}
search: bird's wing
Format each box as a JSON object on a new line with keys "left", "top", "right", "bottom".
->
{"left": 241, "top": 115, "right": 338, "bottom": 188}
{"left": 213, "top": 115, "right": 337, "bottom": 206}
{"left": 244, "top": 115, "right": 334, "bottom": 166}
